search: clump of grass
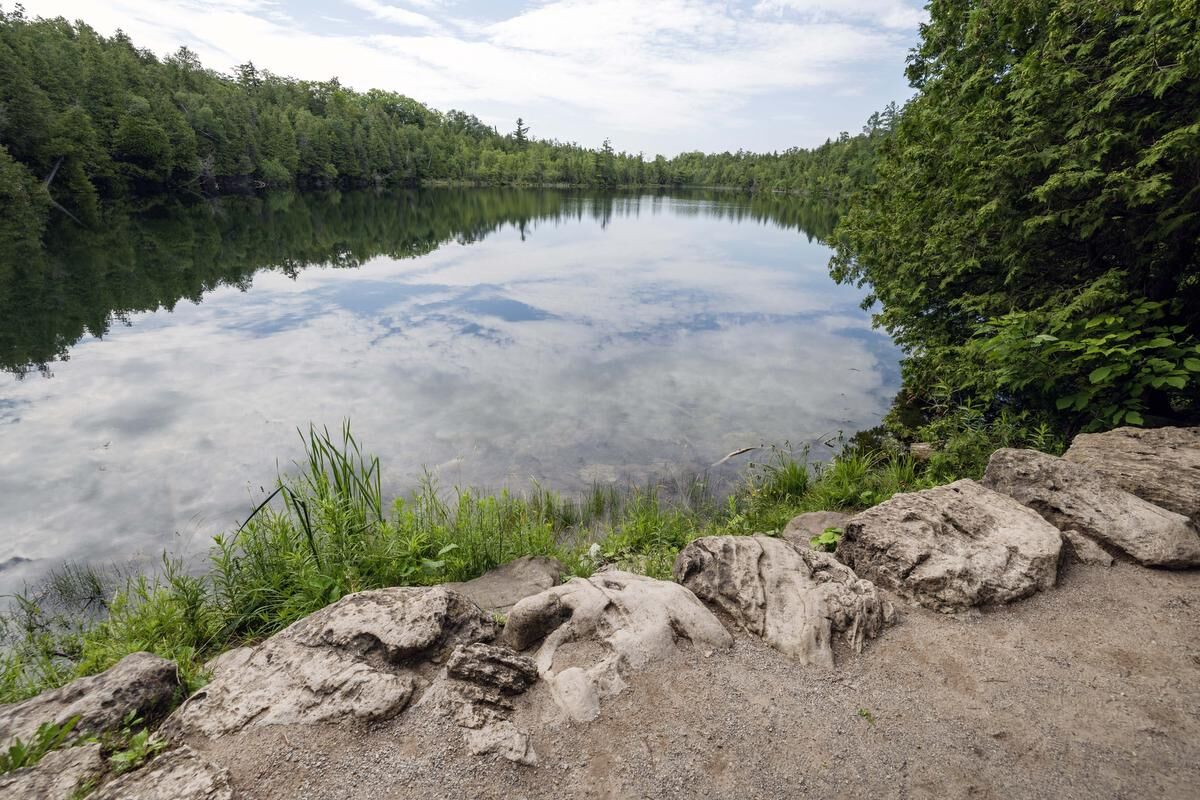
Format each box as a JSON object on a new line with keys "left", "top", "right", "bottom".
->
{"left": 0, "top": 716, "right": 80, "bottom": 774}
{"left": 103, "top": 712, "right": 168, "bottom": 776}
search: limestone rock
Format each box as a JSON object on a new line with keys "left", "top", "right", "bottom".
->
{"left": 500, "top": 572, "right": 732, "bottom": 722}
{"left": 1061, "top": 529, "right": 1115, "bottom": 567}
{"left": 166, "top": 587, "right": 496, "bottom": 738}
{"left": 464, "top": 721, "right": 538, "bottom": 766}
{"left": 419, "top": 642, "right": 540, "bottom": 766}
{"left": 836, "top": 480, "right": 1062, "bottom": 612}
{"left": 780, "top": 511, "right": 850, "bottom": 550}
{"left": 443, "top": 555, "right": 565, "bottom": 615}
{"left": 447, "top": 643, "right": 538, "bottom": 694}
{"left": 90, "top": 746, "right": 234, "bottom": 800}
{"left": 673, "top": 535, "right": 892, "bottom": 668}
{"left": 1064, "top": 426, "right": 1200, "bottom": 522}
{"left": 982, "top": 448, "right": 1200, "bottom": 567}
{"left": 0, "top": 652, "right": 178, "bottom": 747}
{"left": 0, "top": 742, "right": 104, "bottom": 800}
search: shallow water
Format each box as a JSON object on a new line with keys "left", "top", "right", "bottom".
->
{"left": 0, "top": 189, "right": 898, "bottom": 590}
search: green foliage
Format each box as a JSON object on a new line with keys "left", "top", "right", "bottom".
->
{"left": 810, "top": 527, "right": 842, "bottom": 553}
{"left": 0, "top": 715, "right": 80, "bottom": 774}
{"left": 75, "top": 559, "right": 215, "bottom": 697}
{"left": 107, "top": 728, "right": 167, "bottom": 776}
{"left": 974, "top": 288, "right": 1200, "bottom": 429}
{"left": 832, "top": 0, "right": 1200, "bottom": 430}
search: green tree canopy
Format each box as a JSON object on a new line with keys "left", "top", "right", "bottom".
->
{"left": 832, "top": 0, "right": 1200, "bottom": 429}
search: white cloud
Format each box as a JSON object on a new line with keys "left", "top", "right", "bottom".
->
{"left": 753, "top": 0, "right": 926, "bottom": 30}
{"left": 20, "top": 0, "right": 923, "bottom": 152}
{"left": 343, "top": 0, "right": 442, "bottom": 32}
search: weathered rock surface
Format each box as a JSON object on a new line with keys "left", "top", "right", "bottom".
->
{"left": 982, "top": 448, "right": 1200, "bottom": 567}
{"left": 419, "top": 643, "right": 541, "bottom": 765}
{"left": 443, "top": 555, "right": 565, "bottom": 615}
{"left": 0, "top": 652, "right": 178, "bottom": 747}
{"left": 166, "top": 587, "right": 496, "bottom": 738}
{"left": 1065, "top": 426, "right": 1200, "bottom": 522}
{"left": 90, "top": 746, "right": 234, "bottom": 800}
{"left": 780, "top": 511, "right": 850, "bottom": 550}
{"left": 499, "top": 572, "right": 732, "bottom": 722}
{"left": 673, "top": 535, "right": 892, "bottom": 667}
{"left": 0, "top": 742, "right": 104, "bottom": 799}
{"left": 1062, "top": 529, "right": 1115, "bottom": 567}
{"left": 836, "top": 480, "right": 1062, "bottom": 612}
{"left": 446, "top": 643, "right": 539, "bottom": 694}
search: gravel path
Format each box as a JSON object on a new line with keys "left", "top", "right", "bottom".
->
{"left": 192, "top": 560, "right": 1200, "bottom": 799}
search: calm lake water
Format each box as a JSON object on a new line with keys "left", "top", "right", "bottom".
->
{"left": 0, "top": 189, "right": 898, "bottom": 590}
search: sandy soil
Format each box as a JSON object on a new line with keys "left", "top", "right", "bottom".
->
{"left": 192, "top": 560, "right": 1200, "bottom": 799}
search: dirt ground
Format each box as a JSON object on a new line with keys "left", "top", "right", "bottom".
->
{"left": 192, "top": 560, "right": 1200, "bottom": 800}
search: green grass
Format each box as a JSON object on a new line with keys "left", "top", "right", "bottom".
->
{"left": 1, "top": 419, "right": 1012, "bottom": 706}
{"left": 0, "top": 716, "right": 80, "bottom": 774}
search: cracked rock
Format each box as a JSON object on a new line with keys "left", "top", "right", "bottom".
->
{"left": 983, "top": 448, "right": 1200, "bottom": 567}
{"left": 673, "top": 535, "right": 893, "bottom": 667}
{"left": 499, "top": 571, "right": 732, "bottom": 722}
{"left": 165, "top": 587, "right": 496, "bottom": 738}
{"left": 836, "top": 479, "right": 1062, "bottom": 612}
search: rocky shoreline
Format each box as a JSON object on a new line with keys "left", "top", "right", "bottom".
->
{"left": 3, "top": 426, "right": 1199, "bottom": 798}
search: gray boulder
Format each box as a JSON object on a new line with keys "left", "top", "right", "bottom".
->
{"left": 982, "top": 448, "right": 1200, "bottom": 567}
{"left": 673, "top": 535, "right": 892, "bottom": 668}
{"left": 0, "top": 742, "right": 104, "bottom": 800}
{"left": 1065, "top": 426, "right": 1200, "bottom": 522}
{"left": 166, "top": 587, "right": 496, "bottom": 738}
{"left": 420, "top": 643, "right": 541, "bottom": 766}
{"left": 443, "top": 555, "right": 565, "bottom": 615}
{"left": 836, "top": 480, "right": 1062, "bottom": 612}
{"left": 1061, "top": 529, "right": 1115, "bottom": 567}
{"left": 446, "top": 643, "right": 538, "bottom": 695}
{"left": 0, "top": 652, "right": 178, "bottom": 748}
{"left": 90, "top": 746, "right": 234, "bottom": 800}
{"left": 499, "top": 572, "right": 732, "bottom": 722}
{"left": 780, "top": 511, "right": 850, "bottom": 550}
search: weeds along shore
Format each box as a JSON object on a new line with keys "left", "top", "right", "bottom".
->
{"left": 1, "top": 413, "right": 1064, "bottom": 705}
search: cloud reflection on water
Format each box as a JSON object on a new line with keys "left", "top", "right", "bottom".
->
{"left": 0, "top": 192, "right": 897, "bottom": 590}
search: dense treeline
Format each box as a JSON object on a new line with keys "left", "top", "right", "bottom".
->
{"left": 833, "top": 0, "right": 1200, "bottom": 439}
{"left": 0, "top": 8, "right": 880, "bottom": 252}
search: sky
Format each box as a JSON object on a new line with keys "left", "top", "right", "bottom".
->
{"left": 18, "top": 0, "right": 926, "bottom": 157}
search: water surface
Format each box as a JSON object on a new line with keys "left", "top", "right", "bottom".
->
{"left": 0, "top": 189, "right": 897, "bottom": 590}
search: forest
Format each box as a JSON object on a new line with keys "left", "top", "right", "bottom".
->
{"left": 833, "top": 0, "right": 1200, "bottom": 443}
{"left": 0, "top": 7, "right": 883, "bottom": 255}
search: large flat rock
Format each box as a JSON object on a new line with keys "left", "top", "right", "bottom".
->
{"left": 0, "top": 652, "right": 178, "bottom": 748}
{"left": 0, "top": 742, "right": 104, "bottom": 799}
{"left": 983, "top": 448, "right": 1200, "bottom": 567}
{"left": 673, "top": 535, "right": 892, "bottom": 667}
{"left": 499, "top": 571, "right": 732, "bottom": 722}
{"left": 779, "top": 511, "right": 851, "bottom": 550}
{"left": 1065, "top": 426, "right": 1200, "bottom": 522}
{"left": 165, "top": 587, "right": 496, "bottom": 738}
{"left": 90, "top": 746, "right": 234, "bottom": 800}
{"left": 443, "top": 555, "right": 565, "bottom": 614}
{"left": 836, "top": 480, "right": 1062, "bottom": 612}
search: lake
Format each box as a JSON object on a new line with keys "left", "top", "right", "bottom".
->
{"left": 0, "top": 189, "right": 898, "bottom": 591}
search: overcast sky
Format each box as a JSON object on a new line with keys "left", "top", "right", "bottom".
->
{"left": 20, "top": 0, "right": 926, "bottom": 156}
